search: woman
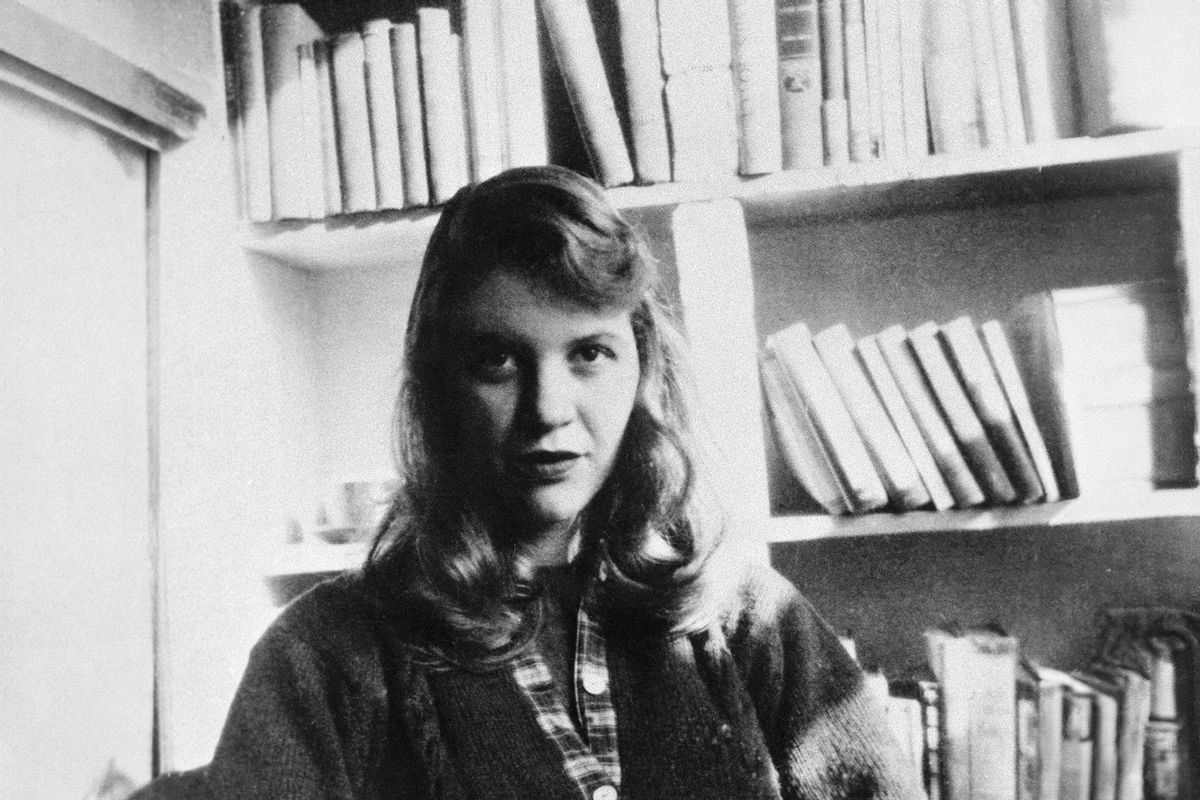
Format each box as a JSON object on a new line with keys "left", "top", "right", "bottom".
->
{"left": 152, "top": 166, "right": 918, "bottom": 800}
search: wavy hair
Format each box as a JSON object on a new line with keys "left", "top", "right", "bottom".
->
{"left": 364, "top": 166, "right": 729, "bottom": 668}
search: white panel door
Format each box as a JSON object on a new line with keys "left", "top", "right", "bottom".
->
{"left": 0, "top": 80, "right": 154, "bottom": 798}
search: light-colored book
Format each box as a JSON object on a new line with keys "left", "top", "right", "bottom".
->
{"left": 538, "top": 0, "right": 634, "bottom": 187}
{"left": 418, "top": 8, "right": 470, "bottom": 204}
{"left": 897, "top": 0, "right": 930, "bottom": 158}
{"left": 616, "top": 0, "right": 671, "bottom": 184}
{"left": 362, "top": 19, "right": 405, "bottom": 210}
{"left": 874, "top": 0, "right": 906, "bottom": 161}
{"left": 776, "top": 0, "right": 825, "bottom": 170}
{"left": 759, "top": 350, "right": 850, "bottom": 514}
{"left": 312, "top": 40, "right": 343, "bottom": 217}
{"left": 260, "top": 3, "right": 324, "bottom": 219}
{"left": 460, "top": 0, "right": 507, "bottom": 182}
{"left": 232, "top": 3, "right": 272, "bottom": 221}
{"left": 965, "top": 0, "right": 1008, "bottom": 148}
{"left": 813, "top": 323, "right": 930, "bottom": 510}
{"left": 877, "top": 324, "right": 986, "bottom": 508}
{"left": 818, "top": 0, "right": 849, "bottom": 164}
{"left": 498, "top": 0, "right": 548, "bottom": 167}
{"left": 331, "top": 31, "right": 378, "bottom": 213}
{"left": 858, "top": 334, "right": 955, "bottom": 510}
{"left": 987, "top": 0, "right": 1027, "bottom": 145}
{"left": 766, "top": 322, "right": 888, "bottom": 513}
{"left": 863, "top": 0, "right": 885, "bottom": 160}
{"left": 295, "top": 41, "right": 327, "bottom": 218}
{"left": 1008, "top": 0, "right": 1077, "bottom": 141}
{"left": 728, "top": 0, "right": 783, "bottom": 175}
{"left": 843, "top": 0, "right": 873, "bottom": 162}
{"left": 923, "top": 0, "right": 982, "bottom": 154}
{"left": 391, "top": 22, "right": 430, "bottom": 207}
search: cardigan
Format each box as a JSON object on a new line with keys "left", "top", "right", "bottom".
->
{"left": 138, "top": 561, "right": 922, "bottom": 800}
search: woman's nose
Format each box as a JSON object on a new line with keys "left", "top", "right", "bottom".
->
{"left": 527, "top": 362, "right": 576, "bottom": 430}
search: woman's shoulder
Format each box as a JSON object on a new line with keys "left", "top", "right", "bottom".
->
{"left": 716, "top": 558, "right": 843, "bottom": 654}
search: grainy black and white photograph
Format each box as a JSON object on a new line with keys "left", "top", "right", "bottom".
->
{"left": 3, "top": 1, "right": 1199, "bottom": 798}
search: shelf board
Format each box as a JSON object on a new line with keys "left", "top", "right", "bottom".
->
{"left": 241, "top": 129, "right": 1200, "bottom": 272}
{"left": 765, "top": 486, "right": 1200, "bottom": 543}
{"left": 261, "top": 540, "right": 369, "bottom": 577}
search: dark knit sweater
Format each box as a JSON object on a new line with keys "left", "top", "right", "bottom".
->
{"left": 152, "top": 562, "right": 921, "bottom": 800}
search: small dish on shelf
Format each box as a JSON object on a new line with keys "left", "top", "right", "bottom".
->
{"left": 309, "top": 525, "right": 361, "bottom": 545}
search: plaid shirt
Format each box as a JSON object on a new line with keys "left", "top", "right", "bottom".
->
{"left": 510, "top": 581, "right": 620, "bottom": 800}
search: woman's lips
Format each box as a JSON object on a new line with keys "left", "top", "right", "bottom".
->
{"left": 511, "top": 450, "right": 582, "bottom": 482}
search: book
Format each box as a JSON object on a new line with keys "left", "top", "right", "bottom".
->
{"left": 891, "top": 672, "right": 943, "bottom": 800}
{"left": 538, "top": 0, "right": 635, "bottom": 187}
{"left": 862, "top": 0, "right": 885, "bottom": 160}
{"left": 362, "top": 19, "right": 405, "bottom": 210}
{"left": 659, "top": 0, "right": 739, "bottom": 180}
{"left": 1067, "top": 0, "right": 1200, "bottom": 136}
{"left": 964, "top": 0, "right": 1008, "bottom": 148}
{"left": 1031, "top": 663, "right": 1065, "bottom": 800}
{"left": 615, "top": 0, "right": 671, "bottom": 184}
{"left": 842, "top": 0, "right": 873, "bottom": 162}
{"left": 857, "top": 334, "right": 955, "bottom": 510}
{"left": 260, "top": 3, "right": 325, "bottom": 219}
{"left": 391, "top": 22, "right": 430, "bottom": 207}
{"left": 873, "top": 0, "right": 906, "bottom": 161}
{"left": 498, "top": 0, "right": 549, "bottom": 167}
{"left": 417, "top": 7, "right": 470, "bottom": 204}
{"left": 1016, "top": 661, "right": 1042, "bottom": 800}
{"left": 728, "top": 0, "right": 784, "bottom": 175}
{"left": 231, "top": 2, "right": 272, "bottom": 221}
{"left": 813, "top": 323, "right": 930, "bottom": 509}
{"left": 766, "top": 322, "right": 889, "bottom": 513}
{"left": 295, "top": 41, "right": 327, "bottom": 218}
{"left": 1007, "top": 0, "right": 1077, "bottom": 142}
{"left": 925, "top": 627, "right": 1019, "bottom": 800}
{"left": 460, "top": 0, "right": 507, "bottom": 183}
{"left": 817, "top": 0, "right": 849, "bottom": 164}
{"left": 979, "top": 319, "right": 1061, "bottom": 503}
{"left": 987, "top": 0, "right": 1027, "bottom": 145}
{"left": 886, "top": 693, "right": 928, "bottom": 791}
{"left": 922, "top": 0, "right": 982, "bottom": 154}
{"left": 939, "top": 316, "right": 1044, "bottom": 503}
{"left": 311, "top": 39, "right": 343, "bottom": 217}
{"left": 908, "top": 321, "right": 1018, "bottom": 505}
{"left": 759, "top": 349, "right": 851, "bottom": 514}
{"left": 897, "top": 0, "right": 929, "bottom": 158}
{"left": 876, "top": 324, "right": 986, "bottom": 508}
{"left": 777, "top": 0, "right": 825, "bottom": 170}
{"left": 1145, "top": 638, "right": 1183, "bottom": 800}
{"left": 1058, "top": 674, "right": 1096, "bottom": 800}
{"left": 1091, "top": 666, "right": 1150, "bottom": 800}
{"left": 331, "top": 31, "right": 378, "bottom": 213}
{"left": 1072, "top": 671, "right": 1121, "bottom": 800}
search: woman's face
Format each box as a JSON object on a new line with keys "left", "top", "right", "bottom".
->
{"left": 446, "top": 267, "right": 641, "bottom": 559}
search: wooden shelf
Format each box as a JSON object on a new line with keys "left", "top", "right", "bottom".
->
{"left": 241, "top": 129, "right": 1200, "bottom": 272}
{"left": 765, "top": 486, "right": 1200, "bottom": 543}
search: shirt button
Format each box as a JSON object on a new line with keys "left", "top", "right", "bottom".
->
{"left": 592, "top": 786, "right": 618, "bottom": 800}
{"left": 582, "top": 670, "right": 608, "bottom": 695}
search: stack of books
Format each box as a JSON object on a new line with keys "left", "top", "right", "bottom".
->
{"left": 760, "top": 280, "right": 1196, "bottom": 516}
{"left": 224, "top": 1, "right": 549, "bottom": 221}
{"left": 856, "top": 623, "right": 1193, "bottom": 800}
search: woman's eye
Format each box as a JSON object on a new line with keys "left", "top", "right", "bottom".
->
{"left": 573, "top": 344, "right": 612, "bottom": 364}
{"left": 466, "top": 347, "right": 516, "bottom": 379}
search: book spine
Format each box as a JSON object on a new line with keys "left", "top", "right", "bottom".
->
{"left": 923, "top": 0, "right": 982, "bottom": 154}
{"left": 418, "top": 8, "right": 470, "bottom": 204}
{"left": 1039, "top": 678, "right": 1064, "bottom": 800}
{"left": 862, "top": 0, "right": 885, "bottom": 159}
{"left": 1016, "top": 678, "right": 1041, "bottom": 800}
{"left": 260, "top": 3, "right": 324, "bottom": 219}
{"left": 909, "top": 321, "right": 1019, "bottom": 504}
{"left": 1145, "top": 639, "right": 1182, "bottom": 800}
{"left": 759, "top": 350, "right": 851, "bottom": 514}
{"left": 987, "top": 0, "right": 1027, "bottom": 144}
{"left": 814, "top": 323, "right": 930, "bottom": 509}
{"left": 460, "top": 0, "right": 507, "bottom": 183}
{"left": 296, "top": 41, "right": 328, "bottom": 218}
{"left": 1060, "top": 688, "right": 1095, "bottom": 800}
{"left": 363, "top": 19, "right": 406, "bottom": 210}
{"left": 897, "top": 0, "right": 929, "bottom": 158}
{"left": 615, "top": 0, "right": 671, "bottom": 184}
{"left": 941, "top": 316, "right": 1044, "bottom": 502}
{"left": 1008, "top": 0, "right": 1077, "bottom": 141}
{"left": 980, "top": 319, "right": 1061, "bottom": 502}
{"left": 777, "top": 0, "right": 825, "bottom": 170}
{"left": 874, "top": 0, "right": 906, "bottom": 161}
{"left": 876, "top": 324, "right": 986, "bottom": 508}
{"left": 858, "top": 334, "right": 956, "bottom": 510}
{"left": 728, "top": 0, "right": 784, "bottom": 175}
{"left": 965, "top": 0, "right": 1008, "bottom": 148}
{"left": 537, "top": 0, "right": 635, "bottom": 187}
{"left": 331, "top": 31, "right": 379, "bottom": 213}
{"left": 312, "top": 40, "right": 344, "bottom": 217}
{"left": 658, "top": 0, "right": 733, "bottom": 74}
{"left": 498, "top": 0, "right": 549, "bottom": 167}
{"left": 233, "top": 3, "right": 273, "bottom": 221}
{"left": 391, "top": 22, "right": 430, "bottom": 207}
{"left": 818, "top": 0, "right": 849, "bottom": 164}
{"left": 843, "top": 0, "right": 873, "bottom": 162}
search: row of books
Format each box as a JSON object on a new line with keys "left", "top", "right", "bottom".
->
{"left": 224, "top": 1, "right": 549, "bottom": 222}
{"left": 761, "top": 281, "right": 1196, "bottom": 516}
{"left": 860, "top": 623, "right": 1193, "bottom": 800}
